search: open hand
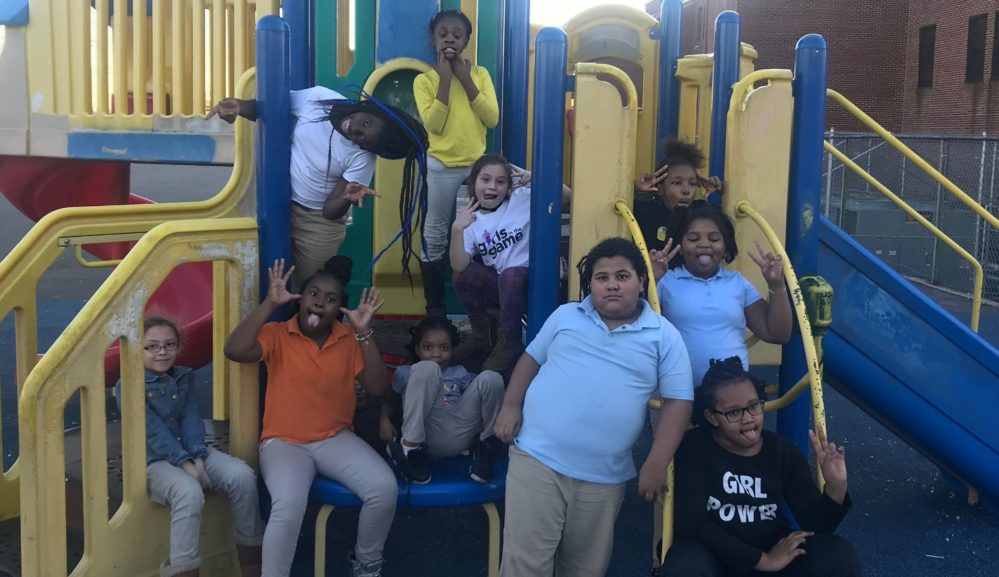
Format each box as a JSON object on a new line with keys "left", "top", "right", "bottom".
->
{"left": 342, "top": 182, "right": 381, "bottom": 209}
{"left": 648, "top": 238, "right": 681, "bottom": 282}
{"left": 635, "top": 165, "right": 669, "bottom": 193}
{"left": 341, "top": 287, "right": 384, "bottom": 333}
{"left": 758, "top": 530, "right": 811, "bottom": 571}
{"left": 453, "top": 197, "right": 479, "bottom": 231}
{"left": 206, "top": 98, "right": 239, "bottom": 123}
{"left": 699, "top": 175, "right": 723, "bottom": 194}
{"left": 748, "top": 240, "right": 785, "bottom": 287}
{"left": 511, "top": 165, "right": 532, "bottom": 188}
{"left": 810, "top": 426, "right": 847, "bottom": 502}
{"left": 266, "top": 259, "right": 301, "bottom": 306}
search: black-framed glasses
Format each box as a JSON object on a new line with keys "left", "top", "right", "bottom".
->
{"left": 712, "top": 400, "right": 765, "bottom": 423}
{"left": 143, "top": 342, "right": 178, "bottom": 353}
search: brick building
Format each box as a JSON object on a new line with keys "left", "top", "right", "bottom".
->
{"left": 646, "top": 0, "right": 999, "bottom": 134}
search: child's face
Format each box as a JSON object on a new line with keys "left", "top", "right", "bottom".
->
{"left": 706, "top": 379, "right": 765, "bottom": 456}
{"left": 143, "top": 325, "right": 179, "bottom": 375}
{"left": 659, "top": 164, "right": 699, "bottom": 210}
{"left": 681, "top": 218, "right": 726, "bottom": 279}
{"left": 339, "top": 111, "right": 387, "bottom": 150}
{"left": 473, "top": 163, "right": 511, "bottom": 212}
{"left": 299, "top": 275, "right": 344, "bottom": 333}
{"left": 431, "top": 15, "right": 470, "bottom": 60}
{"left": 589, "top": 256, "right": 645, "bottom": 322}
{"left": 416, "top": 328, "right": 454, "bottom": 367}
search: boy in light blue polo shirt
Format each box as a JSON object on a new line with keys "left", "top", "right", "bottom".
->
{"left": 494, "top": 238, "right": 693, "bottom": 577}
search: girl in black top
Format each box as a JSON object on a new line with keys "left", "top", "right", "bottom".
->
{"left": 662, "top": 357, "right": 860, "bottom": 577}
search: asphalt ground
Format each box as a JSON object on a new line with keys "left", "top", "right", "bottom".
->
{"left": 1, "top": 163, "right": 997, "bottom": 576}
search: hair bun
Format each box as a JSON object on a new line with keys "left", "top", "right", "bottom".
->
{"left": 323, "top": 255, "right": 353, "bottom": 286}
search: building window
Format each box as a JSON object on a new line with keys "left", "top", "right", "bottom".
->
{"left": 966, "top": 14, "right": 987, "bottom": 82}
{"left": 992, "top": 14, "right": 999, "bottom": 80}
{"left": 918, "top": 25, "right": 935, "bottom": 88}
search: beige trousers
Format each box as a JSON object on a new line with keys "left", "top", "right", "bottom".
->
{"left": 290, "top": 202, "right": 347, "bottom": 289}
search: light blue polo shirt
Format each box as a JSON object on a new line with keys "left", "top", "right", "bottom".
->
{"left": 515, "top": 296, "right": 693, "bottom": 484}
{"left": 657, "top": 266, "right": 762, "bottom": 386}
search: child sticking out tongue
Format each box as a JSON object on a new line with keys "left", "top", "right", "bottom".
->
{"left": 698, "top": 254, "right": 712, "bottom": 267}
{"left": 307, "top": 313, "right": 321, "bottom": 328}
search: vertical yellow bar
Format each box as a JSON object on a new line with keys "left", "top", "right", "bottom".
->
{"left": 234, "top": 0, "right": 247, "bottom": 89}
{"left": 172, "top": 0, "right": 186, "bottom": 115}
{"left": 96, "top": 0, "right": 110, "bottom": 114}
{"left": 212, "top": 261, "right": 230, "bottom": 421}
{"left": 70, "top": 2, "right": 92, "bottom": 115}
{"left": 133, "top": 0, "right": 149, "bottom": 115}
{"left": 153, "top": 0, "right": 166, "bottom": 115}
{"left": 113, "top": 0, "right": 128, "bottom": 115}
{"left": 212, "top": 0, "right": 225, "bottom": 111}
{"left": 192, "top": 0, "right": 206, "bottom": 115}
{"left": 226, "top": 4, "right": 235, "bottom": 97}
{"left": 50, "top": 1, "right": 70, "bottom": 114}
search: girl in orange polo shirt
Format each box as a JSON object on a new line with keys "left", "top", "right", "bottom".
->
{"left": 225, "top": 257, "right": 395, "bottom": 577}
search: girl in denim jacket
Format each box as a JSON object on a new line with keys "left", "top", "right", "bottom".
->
{"left": 116, "top": 317, "right": 265, "bottom": 577}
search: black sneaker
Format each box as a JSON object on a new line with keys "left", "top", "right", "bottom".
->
{"left": 386, "top": 441, "right": 431, "bottom": 484}
{"left": 469, "top": 436, "right": 506, "bottom": 484}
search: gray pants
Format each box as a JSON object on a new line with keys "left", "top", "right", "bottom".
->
{"left": 147, "top": 448, "right": 265, "bottom": 572}
{"left": 401, "top": 361, "right": 505, "bottom": 458}
{"left": 422, "top": 155, "right": 472, "bottom": 262}
{"left": 500, "top": 445, "right": 625, "bottom": 577}
{"left": 258, "top": 430, "right": 398, "bottom": 576}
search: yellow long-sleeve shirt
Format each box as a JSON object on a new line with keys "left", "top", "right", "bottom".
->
{"left": 413, "top": 66, "right": 499, "bottom": 167}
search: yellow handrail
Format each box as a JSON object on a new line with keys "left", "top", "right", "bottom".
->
{"left": 18, "top": 217, "right": 260, "bottom": 577}
{"left": 735, "top": 201, "right": 827, "bottom": 472}
{"left": 613, "top": 200, "right": 660, "bottom": 312}
{"left": 827, "top": 89, "right": 999, "bottom": 233}
{"left": 824, "top": 141, "right": 983, "bottom": 332}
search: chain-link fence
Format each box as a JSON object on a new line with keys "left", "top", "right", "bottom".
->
{"left": 821, "top": 131, "right": 999, "bottom": 302}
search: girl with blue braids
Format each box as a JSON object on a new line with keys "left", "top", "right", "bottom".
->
{"left": 209, "top": 88, "right": 429, "bottom": 288}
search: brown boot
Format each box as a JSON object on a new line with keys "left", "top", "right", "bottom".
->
{"left": 481, "top": 331, "right": 524, "bottom": 372}
{"left": 237, "top": 545, "right": 262, "bottom": 577}
{"left": 453, "top": 317, "right": 492, "bottom": 363}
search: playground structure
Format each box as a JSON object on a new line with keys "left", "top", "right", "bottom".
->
{"left": 0, "top": 1, "right": 996, "bottom": 576}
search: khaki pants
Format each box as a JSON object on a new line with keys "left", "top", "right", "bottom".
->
{"left": 501, "top": 445, "right": 625, "bottom": 577}
{"left": 290, "top": 203, "right": 347, "bottom": 289}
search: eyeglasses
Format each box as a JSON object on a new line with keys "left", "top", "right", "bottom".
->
{"left": 143, "top": 342, "right": 178, "bottom": 353}
{"left": 712, "top": 400, "right": 765, "bottom": 423}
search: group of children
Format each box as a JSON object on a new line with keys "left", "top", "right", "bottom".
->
{"left": 119, "top": 8, "right": 861, "bottom": 577}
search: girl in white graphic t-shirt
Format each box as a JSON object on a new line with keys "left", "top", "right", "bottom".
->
{"left": 448, "top": 154, "right": 570, "bottom": 372}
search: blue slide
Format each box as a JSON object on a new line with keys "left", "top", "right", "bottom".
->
{"left": 817, "top": 216, "right": 999, "bottom": 513}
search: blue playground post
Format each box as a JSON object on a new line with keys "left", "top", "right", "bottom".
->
{"left": 656, "top": 0, "right": 683, "bottom": 151}
{"left": 779, "top": 34, "right": 828, "bottom": 454}
{"left": 501, "top": 0, "right": 531, "bottom": 168}
{"left": 255, "top": 16, "right": 293, "bottom": 309}
{"left": 707, "top": 11, "right": 740, "bottom": 204}
{"left": 283, "top": 0, "right": 312, "bottom": 89}
{"left": 526, "top": 28, "right": 567, "bottom": 342}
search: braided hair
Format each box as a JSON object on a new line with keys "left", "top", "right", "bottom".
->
{"left": 406, "top": 316, "right": 461, "bottom": 362}
{"left": 694, "top": 356, "right": 766, "bottom": 426}
{"left": 318, "top": 97, "right": 430, "bottom": 282}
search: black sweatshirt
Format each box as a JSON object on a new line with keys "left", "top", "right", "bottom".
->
{"left": 673, "top": 426, "right": 852, "bottom": 573}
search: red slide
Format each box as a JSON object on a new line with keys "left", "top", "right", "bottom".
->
{"left": 0, "top": 156, "right": 214, "bottom": 384}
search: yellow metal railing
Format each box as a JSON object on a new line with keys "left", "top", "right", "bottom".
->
{"left": 18, "top": 217, "right": 261, "bottom": 577}
{"left": 823, "top": 141, "right": 984, "bottom": 332}
{"left": 0, "top": 69, "right": 255, "bottom": 522}
{"left": 827, "top": 90, "right": 999, "bottom": 234}
{"left": 24, "top": 1, "right": 277, "bottom": 120}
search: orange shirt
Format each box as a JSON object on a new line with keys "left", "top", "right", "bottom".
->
{"left": 257, "top": 316, "right": 363, "bottom": 443}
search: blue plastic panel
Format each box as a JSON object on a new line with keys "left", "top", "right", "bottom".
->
{"left": 376, "top": 0, "right": 437, "bottom": 65}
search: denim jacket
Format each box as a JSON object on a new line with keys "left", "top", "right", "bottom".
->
{"left": 114, "top": 366, "right": 208, "bottom": 466}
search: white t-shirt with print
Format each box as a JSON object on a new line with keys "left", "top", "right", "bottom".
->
{"left": 288, "top": 86, "right": 377, "bottom": 211}
{"left": 462, "top": 186, "right": 531, "bottom": 273}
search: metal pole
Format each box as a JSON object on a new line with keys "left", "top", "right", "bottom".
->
{"left": 502, "top": 0, "right": 531, "bottom": 168}
{"left": 975, "top": 133, "right": 986, "bottom": 263}
{"left": 707, "top": 10, "right": 740, "bottom": 204}
{"left": 931, "top": 140, "right": 946, "bottom": 285}
{"left": 656, "top": 0, "right": 683, "bottom": 148}
{"left": 838, "top": 138, "right": 847, "bottom": 227}
{"left": 526, "top": 28, "right": 567, "bottom": 342}
{"left": 256, "top": 16, "right": 292, "bottom": 312}
{"left": 824, "top": 128, "right": 834, "bottom": 218}
{"left": 779, "top": 33, "right": 827, "bottom": 455}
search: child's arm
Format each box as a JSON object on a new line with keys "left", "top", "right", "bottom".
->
{"left": 342, "top": 288, "right": 389, "bottom": 397}
{"left": 146, "top": 406, "right": 195, "bottom": 467}
{"left": 782, "top": 427, "right": 851, "bottom": 534}
{"left": 413, "top": 56, "right": 451, "bottom": 134}
{"left": 224, "top": 260, "right": 300, "bottom": 363}
{"left": 177, "top": 372, "right": 208, "bottom": 461}
{"left": 744, "top": 241, "right": 793, "bottom": 344}
{"left": 493, "top": 353, "right": 540, "bottom": 443}
{"left": 449, "top": 198, "right": 479, "bottom": 273}
{"left": 452, "top": 63, "right": 499, "bottom": 129}
{"left": 637, "top": 397, "right": 692, "bottom": 500}
{"left": 322, "top": 179, "right": 381, "bottom": 220}
{"left": 206, "top": 98, "right": 257, "bottom": 123}
{"left": 510, "top": 166, "right": 571, "bottom": 207}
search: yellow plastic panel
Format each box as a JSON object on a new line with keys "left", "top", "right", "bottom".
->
{"left": 0, "top": 27, "right": 30, "bottom": 155}
{"left": 675, "top": 54, "right": 713, "bottom": 154}
{"left": 564, "top": 6, "right": 659, "bottom": 179}
{"left": 568, "top": 63, "right": 638, "bottom": 299}
{"left": 722, "top": 69, "right": 794, "bottom": 367}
